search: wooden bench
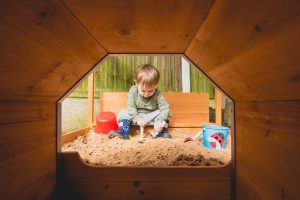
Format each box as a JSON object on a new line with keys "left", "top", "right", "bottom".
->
{"left": 100, "top": 92, "right": 209, "bottom": 128}
{"left": 62, "top": 92, "right": 210, "bottom": 143}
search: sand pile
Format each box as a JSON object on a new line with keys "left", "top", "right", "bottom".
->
{"left": 62, "top": 128, "right": 231, "bottom": 167}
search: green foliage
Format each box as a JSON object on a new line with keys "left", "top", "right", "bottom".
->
{"left": 67, "top": 55, "right": 215, "bottom": 99}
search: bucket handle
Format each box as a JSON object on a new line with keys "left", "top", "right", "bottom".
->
{"left": 192, "top": 127, "right": 205, "bottom": 140}
{"left": 184, "top": 127, "right": 205, "bottom": 143}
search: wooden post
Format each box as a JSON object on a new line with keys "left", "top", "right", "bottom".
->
{"left": 88, "top": 73, "right": 94, "bottom": 125}
{"left": 181, "top": 57, "right": 191, "bottom": 93}
{"left": 215, "top": 88, "right": 222, "bottom": 125}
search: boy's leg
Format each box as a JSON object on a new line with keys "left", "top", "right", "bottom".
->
{"left": 153, "top": 128, "right": 172, "bottom": 139}
{"left": 141, "top": 110, "right": 160, "bottom": 124}
{"left": 118, "top": 109, "right": 132, "bottom": 139}
{"left": 153, "top": 120, "right": 172, "bottom": 139}
{"left": 118, "top": 118, "right": 132, "bottom": 139}
{"left": 109, "top": 109, "right": 132, "bottom": 140}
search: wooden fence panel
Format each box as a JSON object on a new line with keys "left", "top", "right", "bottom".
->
{"left": 69, "top": 55, "right": 214, "bottom": 98}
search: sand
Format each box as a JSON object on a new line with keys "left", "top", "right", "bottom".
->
{"left": 62, "top": 128, "right": 231, "bottom": 167}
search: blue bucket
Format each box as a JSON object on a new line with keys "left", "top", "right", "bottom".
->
{"left": 202, "top": 124, "right": 229, "bottom": 150}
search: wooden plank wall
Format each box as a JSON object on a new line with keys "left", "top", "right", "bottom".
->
{"left": 62, "top": 0, "right": 214, "bottom": 53}
{"left": 186, "top": 0, "right": 300, "bottom": 199}
{"left": 3, "top": 0, "right": 300, "bottom": 199}
{"left": 0, "top": 0, "right": 105, "bottom": 102}
{"left": 62, "top": 152, "right": 232, "bottom": 200}
{"left": 236, "top": 101, "right": 300, "bottom": 199}
{"left": 0, "top": 0, "right": 218, "bottom": 199}
{"left": 0, "top": 0, "right": 105, "bottom": 199}
{"left": 186, "top": 0, "right": 300, "bottom": 101}
{"left": 0, "top": 102, "right": 56, "bottom": 199}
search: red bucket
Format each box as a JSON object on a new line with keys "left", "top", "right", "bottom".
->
{"left": 94, "top": 111, "right": 118, "bottom": 134}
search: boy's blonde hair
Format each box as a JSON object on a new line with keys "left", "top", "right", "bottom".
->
{"left": 134, "top": 64, "right": 160, "bottom": 87}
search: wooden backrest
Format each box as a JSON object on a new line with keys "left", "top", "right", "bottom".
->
{"left": 100, "top": 92, "right": 209, "bottom": 127}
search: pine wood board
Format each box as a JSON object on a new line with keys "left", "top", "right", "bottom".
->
{"left": 62, "top": 0, "right": 214, "bottom": 53}
{"left": 186, "top": 0, "right": 300, "bottom": 101}
{"left": 0, "top": 0, "right": 106, "bottom": 101}
{"left": 100, "top": 92, "right": 209, "bottom": 127}
{"left": 61, "top": 151, "right": 231, "bottom": 199}
{"left": 0, "top": 102, "right": 56, "bottom": 199}
{"left": 236, "top": 100, "right": 300, "bottom": 200}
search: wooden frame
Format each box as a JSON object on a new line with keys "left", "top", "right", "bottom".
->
{"left": 61, "top": 151, "right": 231, "bottom": 199}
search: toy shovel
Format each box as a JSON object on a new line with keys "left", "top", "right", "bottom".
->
{"left": 138, "top": 126, "right": 145, "bottom": 143}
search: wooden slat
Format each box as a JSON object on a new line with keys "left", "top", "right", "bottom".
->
{"left": 0, "top": 118, "right": 55, "bottom": 161}
{"left": 62, "top": 180, "right": 231, "bottom": 200}
{"left": 100, "top": 92, "right": 128, "bottom": 114}
{"left": 215, "top": 89, "right": 222, "bottom": 125}
{"left": 0, "top": 102, "right": 55, "bottom": 160}
{"left": 88, "top": 73, "right": 94, "bottom": 125}
{"left": 165, "top": 93, "right": 209, "bottom": 127}
{"left": 63, "top": 0, "right": 213, "bottom": 53}
{"left": 236, "top": 100, "right": 300, "bottom": 199}
{"left": 100, "top": 92, "right": 209, "bottom": 127}
{"left": 0, "top": 0, "right": 106, "bottom": 101}
{"left": 61, "top": 152, "right": 231, "bottom": 199}
{"left": 186, "top": 0, "right": 300, "bottom": 101}
{"left": 0, "top": 102, "right": 54, "bottom": 125}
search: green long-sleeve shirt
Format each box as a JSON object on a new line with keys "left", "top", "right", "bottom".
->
{"left": 127, "top": 85, "right": 170, "bottom": 123}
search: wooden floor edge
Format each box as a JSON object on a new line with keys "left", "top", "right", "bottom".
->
{"left": 61, "top": 127, "right": 90, "bottom": 144}
{"left": 61, "top": 151, "right": 232, "bottom": 170}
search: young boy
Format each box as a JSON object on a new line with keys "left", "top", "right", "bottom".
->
{"left": 109, "top": 64, "right": 172, "bottom": 140}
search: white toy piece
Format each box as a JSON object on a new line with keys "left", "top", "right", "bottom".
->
{"left": 184, "top": 130, "right": 203, "bottom": 143}
{"left": 192, "top": 130, "right": 203, "bottom": 140}
{"left": 138, "top": 126, "right": 145, "bottom": 143}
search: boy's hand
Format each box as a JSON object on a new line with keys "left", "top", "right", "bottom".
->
{"left": 154, "top": 121, "right": 167, "bottom": 132}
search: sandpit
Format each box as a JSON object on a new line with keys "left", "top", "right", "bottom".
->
{"left": 62, "top": 128, "right": 231, "bottom": 167}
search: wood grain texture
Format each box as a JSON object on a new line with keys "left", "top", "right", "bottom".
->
{"left": 236, "top": 100, "right": 300, "bottom": 200}
{"left": 62, "top": 0, "right": 214, "bottom": 53}
{"left": 215, "top": 89, "right": 222, "bottom": 125}
{"left": 186, "top": 0, "right": 300, "bottom": 101}
{"left": 0, "top": 143, "right": 56, "bottom": 200}
{"left": 61, "top": 152, "right": 231, "bottom": 200}
{"left": 100, "top": 92, "right": 209, "bottom": 127}
{"left": 88, "top": 74, "right": 94, "bottom": 124}
{"left": 0, "top": 0, "right": 106, "bottom": 101}
{"left": 61, "top": 180, "right": 231, "bottom": 200}
{"left": 0, "top": 102, "right": 56, "bottom": 199}
{"left": 2, "top": 1, "right": 300, "bottom": 200}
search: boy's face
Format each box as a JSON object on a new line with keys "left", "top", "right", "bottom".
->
{"left": 137, "top": 83, "right": 156, "bottom": 98}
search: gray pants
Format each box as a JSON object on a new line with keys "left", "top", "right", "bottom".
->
{"left": 118, "top": 109, "right": 160, "bottom": 125}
